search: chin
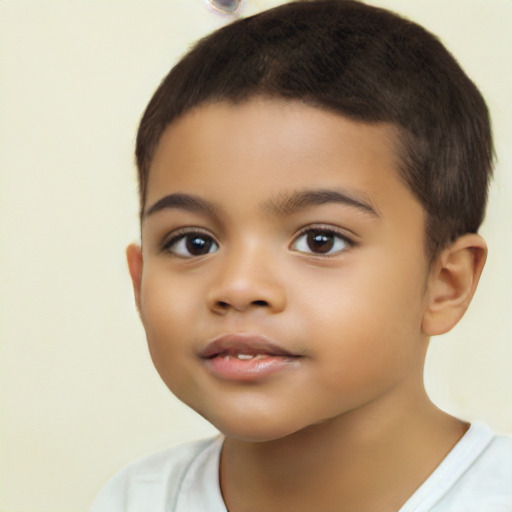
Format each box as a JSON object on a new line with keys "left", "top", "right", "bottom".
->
{"left": 202, "top": 411, "right": 310, "bottom": 443}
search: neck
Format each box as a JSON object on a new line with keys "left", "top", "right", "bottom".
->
{"left": 220, "top": 387, "right": 468, "bottom": 512}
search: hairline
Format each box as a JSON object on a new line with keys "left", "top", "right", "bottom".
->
{"left": 139, "top": 94, "right": 440, "bottom": 260}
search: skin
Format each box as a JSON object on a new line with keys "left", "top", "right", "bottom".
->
{"left": 127, "top": 97, "right": 487, "bottom": 512}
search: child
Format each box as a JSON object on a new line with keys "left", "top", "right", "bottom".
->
{"left": 91, "top": 1, "right": 511, "bottom": 510}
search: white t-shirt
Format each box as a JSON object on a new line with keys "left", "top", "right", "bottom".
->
{"left": 90, "top": 423, "right": 512, "bottom": 512}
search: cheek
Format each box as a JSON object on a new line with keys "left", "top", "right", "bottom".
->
{"left": 141, "top": 265, "right": 199, "bottom": 325}
{"left": 139, "top": 272, "right": 194, "bottom": 371}
{"left": 290, "top": 253, "right": 427, "bottom": 368}
{"left": 293, "top": 254, "right": 425, "bottom": 325}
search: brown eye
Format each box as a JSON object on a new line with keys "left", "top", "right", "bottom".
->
{"left": 307, "top": 231, "right": 335, "bottom": 253}
{"left": 165, "top": 232, "right": 219, "bottom": 258}
{"left": 291, "top": 228, "right": 350, "bottom": 255}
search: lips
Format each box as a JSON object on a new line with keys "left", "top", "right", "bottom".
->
{"left": 198, "top": 333, "right": 301, "bottom": 382}
{"left": 199, "top": 333, "right": 297, "bottom": 359}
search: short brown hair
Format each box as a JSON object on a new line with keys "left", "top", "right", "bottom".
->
{"left": 136, "top": 0, "right": 493, "bottom": 258}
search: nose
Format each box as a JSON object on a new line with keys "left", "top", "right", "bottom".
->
{"left": 206, "top": 244, "right": 287, "bottom": 316}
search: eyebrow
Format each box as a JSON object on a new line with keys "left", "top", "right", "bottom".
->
{"left": 144, "top": 193, "right": 218, "bottom": 218}
{"left": 263, "top": 189, "right": 380, "bottom": 218}
{"left": 144, "top": 188, "right": 379, "bottom": 220}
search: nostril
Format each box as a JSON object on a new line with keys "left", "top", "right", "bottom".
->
{"left": 214, "top": 299, "right": 269, "bottom": 312}
{"left": 252, "top": 300, "right": 269, "bottom": 307}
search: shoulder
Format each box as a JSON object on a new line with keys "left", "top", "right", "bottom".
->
{"left": 89, "top": 437, "right": 224, "bottom": 512}
{"left": 402, "top": 423, "right": 512, "bottom": 512}
{"left": 432, "top": 423, "right": 512, "bottom": 512}
{"left": 454, "top": 426, "right": 512, "bottom": 498}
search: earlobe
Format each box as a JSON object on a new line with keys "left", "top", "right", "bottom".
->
{"left": 422, "top": 234, "right": 487, "bottom": 336}
{"left": 126, "top": 243, "right": 143, "bottom": 312}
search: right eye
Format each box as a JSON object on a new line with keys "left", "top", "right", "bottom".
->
{"left": 162, "top": 231, "right": 219, "bottom": 258}
{"left": 290, "top": 227, "right": 352, "bottom": 256}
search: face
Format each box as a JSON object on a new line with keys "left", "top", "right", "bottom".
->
{"left": 129, "top": 98, "right": 433, "bottom": 442}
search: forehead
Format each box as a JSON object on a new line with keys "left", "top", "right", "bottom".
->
{"left": 145, "top": 97, "right": 419, "bottom": 222}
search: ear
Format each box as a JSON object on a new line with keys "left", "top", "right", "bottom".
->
{"left": 126, "top": 243, "right": 143, "bottom": 312}
{"left": 422, "top": 234, "right": 487, "bottom": 336}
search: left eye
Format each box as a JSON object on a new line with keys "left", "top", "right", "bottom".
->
{"left": 164, "top": 232, "right": 219, "bottom": 258}
{"left": 291, "top": 229, "right": 350, "bottom": 255}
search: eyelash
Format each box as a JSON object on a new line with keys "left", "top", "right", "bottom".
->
{"left": 159, "top": 225, "right": 354, "bottom": 258}
{"left": 290, "top": 226, "right": 354, "bottom": 257}
{"left": 160, "top": 228, "right": 219, "bottom": 258}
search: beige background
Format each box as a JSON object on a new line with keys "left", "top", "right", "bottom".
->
{"left": 0, "top": 1, "right": 511, "bottom": 511}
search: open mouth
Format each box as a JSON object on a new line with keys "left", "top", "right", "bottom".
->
{"left": 199, "top": 333, "right": 301, "bottom": 381}
{"left": 222, "top": 353, "right": 271, "bottom": 360}
{"left": 199, "top": 333, "right": 298, "bottom": 360}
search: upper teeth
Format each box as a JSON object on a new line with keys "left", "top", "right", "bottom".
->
{"left": 236, "top": 354, "right": 255, "bottom": 360}
{"left": 220, "top": 353, "right": 269, "bottom": 360}
{"left": 228, "top": 353, "right": 270, "bottom": 360}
